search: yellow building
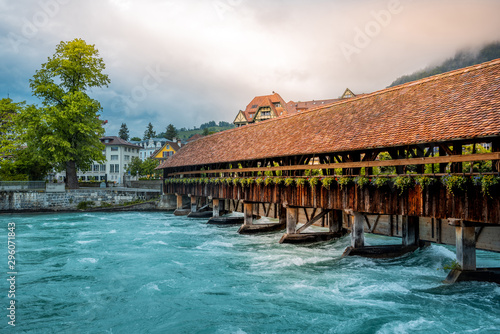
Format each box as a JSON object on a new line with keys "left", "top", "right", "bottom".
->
{"left": 152, "top": 140, "right": 181, "bottom": 164}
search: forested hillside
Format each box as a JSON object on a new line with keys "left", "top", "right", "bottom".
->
{"left": 388, "top": 41, "right": 500, "bottom": 87}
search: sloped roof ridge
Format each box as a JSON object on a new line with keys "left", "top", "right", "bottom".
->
{"left": 202, "top": 58, "right": 500, "bottom": 141}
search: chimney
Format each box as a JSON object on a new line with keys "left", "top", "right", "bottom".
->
{"left": 177, "top": 139, "right": 182, "bottom": 147}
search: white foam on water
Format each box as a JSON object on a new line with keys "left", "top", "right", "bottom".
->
{"left": 376, "top": 317, "right": 434, "bottom": 334}
{"left": 196, "top": 240, "right": 234, "bottom": 249}
{"left": 140, "top": 282, "right": 161, "bottom": 292}
{"left": 142, "top": 230, "right": 173, "bottom": 235}
{"left": 145, "top": 240, "right": 168, "bottom": 246}
{"left": 109, "top": 230, "right": 117, "bottom": 234}
{"left": 76, "top": 240, "right": 99, "bottom": 245}
{"left": 79, "top": 258, "right": 98, "bottom": 264}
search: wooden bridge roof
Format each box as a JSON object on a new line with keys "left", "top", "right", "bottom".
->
{"left": 160, "top": 59, "right": 500, "bottom": 170}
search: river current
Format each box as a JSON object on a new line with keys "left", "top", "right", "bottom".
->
{"left": 0, "top": 212, "right": 499, "bottom": 333}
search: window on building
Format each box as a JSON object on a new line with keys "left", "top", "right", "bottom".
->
{"left": 166, "top": 145, "right": 170, "bottom": 149}
{"left": 100, "top": 176, "right": 105, "bottom": 181}
{"left": 111, "top": 147, "right": 118, "bottom": 151}
{"left": 110, "top": 165, "right": 114, "bottom": 173}
{"left": 125, "top": 155, "right": 130, "bottom": 161}
{"left": 251, "top": 104, "right": 258, "bottom": 108}
{"left": 115, "top": 164, "right": 119, "bottom": 173}
{"left": 93, "top": 164, "right": 99, "bottom": 172}
{"left": 111, "top": 155, "right": 118, "bottom": 160}
{"left": 274, "top": 102, "right": 281, "bottom": 108}
{"left": 100, "top": 164, "right": 106, "bottom": 171}
{"left": 261, "top": 111, "right": 271, "bottom": 117}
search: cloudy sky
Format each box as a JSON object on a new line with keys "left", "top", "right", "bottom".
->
{"left": 1, "top": 0, "right": 500, "bottom": 138}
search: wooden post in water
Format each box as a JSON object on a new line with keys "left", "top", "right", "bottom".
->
{"left": 456, "top": 225, "right": 476, "bottom": 271}
{"left": 213, "top": 199, "right": 220, "bottom": 217}
{"left": 244, "top": 202, "right": 253, "bottom": 226}
{"left": 286, "top": 207, "right": 298, "bottom": 234}
{"left": 190, "top": 196, "right": 197, "bottom": 213}
{"left": 351, "top": 211, "right": 364, "bottom": 248}
{"left": 279, "top": 204, "right": 286, "bottom": 226}
{"left": 176, "top": 194, "right": 183, "bottom": 209}
{"left": 402, "top": 216, "right": 419, "bottom": 246}
{"left": 329, "top": 210, "right": 343, "bottom": 233}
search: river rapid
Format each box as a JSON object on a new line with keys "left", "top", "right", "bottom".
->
{"left": 1, "top": 212, "right": 499, "bottom": 333}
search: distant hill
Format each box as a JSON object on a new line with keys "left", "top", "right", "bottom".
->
{"left": 388, "top": 41, "right": 500, "bottom": 87}
{"left": 177, "top": 125, "right": 235, "bottom": 140}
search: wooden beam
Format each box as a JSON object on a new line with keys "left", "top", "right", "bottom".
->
{"left": 296, "top": 209, "right": 330, "bottom": 233}
{"left": 167, "top": 152, "right": 500, "bottom": 176}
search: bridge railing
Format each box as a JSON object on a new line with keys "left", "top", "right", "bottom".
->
{"left": 165, "top": 152, "right": 500, "bottom": 178}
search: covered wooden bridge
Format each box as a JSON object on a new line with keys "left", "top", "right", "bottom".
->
{"left": 159, "top": 59, "right": 500, "bottom": 283}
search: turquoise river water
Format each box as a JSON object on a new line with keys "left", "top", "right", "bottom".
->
{"left": 0, "top": 212, "right": 499, "bottom": 334}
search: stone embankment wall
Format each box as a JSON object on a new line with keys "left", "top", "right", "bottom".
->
{"left": 130, "top": 180, "right": 163, "bottom": 191}
{"left": 0, "top": 189, "right": 161, "bottom": 212}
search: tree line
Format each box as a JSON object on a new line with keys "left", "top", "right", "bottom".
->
{"left": 388, "top": 41, "right": 500, "bottom": 87}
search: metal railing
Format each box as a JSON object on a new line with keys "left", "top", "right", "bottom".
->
{"left": 0, "top": 181, "right": 46, "bottom": 191}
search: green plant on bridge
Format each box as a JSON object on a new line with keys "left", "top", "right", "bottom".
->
{"left": 441, "top": 175, "right": 467, "bottom": 195}
{"left": 255, "top": 177, "right": 264, "bottom": 185}
{"left": 415, "top": 176, "right": 436, "bottom": 189}
{"left": 371, "top": 176, "right": 390, "bottom": 188}
{"left": 274, "top": 177, "right": 284, "bottom": 185}
{"left": 338, "top": 176, "right": 353, "bottom": 190}
{"left": 295, "top": 178, "right": 306, "bottom": 187}
{"left": 284, "top": 177, "right": 295, "bottom": 187}
{"left": 393, "top": 175, "right": 415, "bottom": 195}
{"left": 321, "top": 177, "right": 335, "bottom": 189}
{"left": 245, "top": 178, "right": 255, "bottom": 187}
{"left": 355, "top": 176, "right": 370, "bottom": 189}
{"left": 473, "top": 175, "right": 500, "bottom": 198}
{"left": 308, "top": 177, "right": 319, "bottom": 188}
{"left": 264, "top": 177, "right": 274, "bottom": 186}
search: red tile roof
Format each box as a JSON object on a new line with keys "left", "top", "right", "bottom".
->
{"left": 160, "top": 59, "right": 500, "bottom": 170}
{"left": 239, "top": 92, "right": 290, "bottom": 122}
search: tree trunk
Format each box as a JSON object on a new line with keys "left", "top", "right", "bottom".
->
{"left": 66, "top": 160, "right": 79, "bottom": 189}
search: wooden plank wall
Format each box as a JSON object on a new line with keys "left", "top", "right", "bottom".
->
{"left": 167, "top": 182, "right": 500, "bottom": 224}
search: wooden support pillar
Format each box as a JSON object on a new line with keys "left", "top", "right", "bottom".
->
{"left": 286, "top": 207, "right": 298, "bottom": 234}
{"left": 243, "top": 202, "right": 253, "bottom": 226}
{"left": 190, "top": 196, "right": 197, "bottom": 213}
{"left": 176, "top": 194, "right": 183, "bottom": 210}
{"left": 402, "top": 216, "right": 419, "bottom": 246}
{"left": 213, "top": 199, "right": 220, "bottom": 217}
{"left": 351, "top": 211, "right": 364, "bottom": 249}
{"left": 456, "top": 225, "right": 476, "bottom": 271}
{"left": 279, "top": 204, "right": 286, "bottom": 226}
{"left": 329, "top": 210, "right": 343, "bottom": 233}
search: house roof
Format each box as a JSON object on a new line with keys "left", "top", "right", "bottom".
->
{"left": 187, "top": 134, "right": 203, "bottom": 142}
{"left": 237, "top": 92, "right": 290, "bottom": 123}
{"left": 101, "top": 136, "right": 142, "bottom": 148}
{"left": 286, "top": 98, "right": 340, "bottom": 114}
{"left": 160, "top": 59, "right": 500, "bottom": 170}
{"left": 150, "top": 141, "right": 181, "bottom": 159}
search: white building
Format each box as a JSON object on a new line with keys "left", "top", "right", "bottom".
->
{"left": 78, "top": 136, "right": 141, "bottom": 184}
{"left": 131, "top": 138, "right": 169, "bottom": 161}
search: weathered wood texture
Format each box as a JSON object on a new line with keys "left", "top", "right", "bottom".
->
{"left": 166, "top": 182, "right": 500, "bottom": 225}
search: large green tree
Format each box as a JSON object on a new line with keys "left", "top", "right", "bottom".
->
{"left": 118, "top": 123, "right": 129, "bottom": 141}
{"left": 21, "top": 38, "right": 110, "bottom": 188}
{"left": 165, "top": 123, "right": 178, "bottom": 139}
{"left": 0, "top": 98, "right": 52, "bottom": 181}
{"left": 0, "top": 98, "right": 23, "bottom": 158}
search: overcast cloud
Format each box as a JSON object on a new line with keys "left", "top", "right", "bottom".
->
{"left": 1, "top": 0, "right": 499, "bottom": 137}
